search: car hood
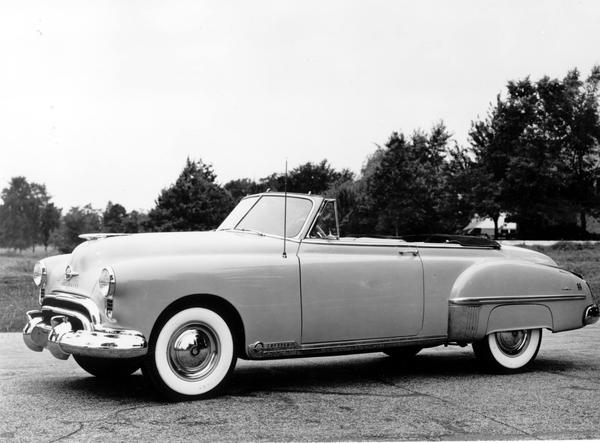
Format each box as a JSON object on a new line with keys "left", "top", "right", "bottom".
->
{"left": 50, "top": 230, "right": 281, "bottom": 297}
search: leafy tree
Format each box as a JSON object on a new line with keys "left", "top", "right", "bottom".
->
{"left": 470, "top": 78, "right": 568, "bottom": 238}
{"left": 469, "top": 67, "right": 600, "bottom": 238}
{"left": 102, "top": 202, "right": 147, "bottom": 233}
{"left": 54, "top": 205, "right": 101, "bottom": 253}
{"left": 122, "top": 210, "right": 148, "bottom": 233}
{"left": 288, "top": 160, "right": 353, "bottom": 194}
{"left": 224, "top": 178, "right": 262, "bottom": 204}
{"left": 102, "top": 202, "right": 128, "bottom": 232}
{"left": 557, "top": 67, "right": 600, "bottom": 234}
{"left": 367, "top": 123, "right": 459, "bottom": 236}
{"left": 468, "top": 96, "right": 515, "bottom": 239}
{"left": 40, "top": 203, "right": 61, "bottom": 252}
{"left": 437, "top": 143, "right": 477, "bottom": 233}
{"left": 0, "top": 177, "right": 57, "bottom": 251}
{"left": 146, "top": 158, "right": 234, "bottom": 231}
{"left": 324, "top": 149, "right": 384, "bottom": 236}
{"left": 506, "top": 77, "right": 577, "bottom": 235}
{"left": 256, "top": 160, "right": 354, "bottom": 195}
{"left": 0, "top": 177, "right": 34, "bottom": 250}
{"left": 257, "top": 172, "right": 284, "bottom": 193}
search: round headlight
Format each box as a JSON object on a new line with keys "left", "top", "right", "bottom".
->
{"left": 98, "top": 267, "right": 116, "bottom": 297}
{"left": 33, "top": 261, "right": 46, "bottom": 287}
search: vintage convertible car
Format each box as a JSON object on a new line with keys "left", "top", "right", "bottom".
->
{"left": 24, "top": 192, "right": 599, "bottom": 400}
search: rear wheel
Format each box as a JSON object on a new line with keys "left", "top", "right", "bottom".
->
{"left": 383, "top": 346, "right": 422, "bottom": 359}
{"left": 74, "top": 355, "right": 143, "bottom": 378}
{"left": 473, "top": 328, "right": 542, "bottom": 372}
{"left": 142, "top": 307, "right": 237, "bottom": 401}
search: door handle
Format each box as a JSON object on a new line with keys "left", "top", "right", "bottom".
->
{"left": 398, "top": 248, "right": 419, "bottom": 256}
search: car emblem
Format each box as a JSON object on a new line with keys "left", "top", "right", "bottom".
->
{"left": 64, "top": 265, "right": 79, "bottom": 281}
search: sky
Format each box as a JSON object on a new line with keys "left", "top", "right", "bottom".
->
{"left": 1, "top": 0, "right": 599, "bottom": 212}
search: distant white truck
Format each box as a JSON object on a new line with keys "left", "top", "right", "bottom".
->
{"left": 463, "top": 213, "right": 517, "bottom": 238}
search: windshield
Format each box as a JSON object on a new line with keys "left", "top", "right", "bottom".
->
{"left": 218, "top": 196, "right": 259, "bottom": 230}
{"left": 218, "top": 195, "right": 313, "bottom": 237}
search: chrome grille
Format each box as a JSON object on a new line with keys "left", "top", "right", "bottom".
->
{"left": 42, "top": 298, "right": 92, "bottom": 322}
{"left": 40, "top": 292, "right": 101, "bottom": 329}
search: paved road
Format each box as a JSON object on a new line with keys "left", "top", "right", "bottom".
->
{"left": 1, "top": 324, "right": 599, "bottom": 441}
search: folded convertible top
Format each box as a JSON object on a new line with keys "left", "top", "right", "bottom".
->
{"left": 401, "top": 234, "right": 501, "bottom": 249}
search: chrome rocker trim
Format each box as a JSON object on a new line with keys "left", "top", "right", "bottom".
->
{"left": 23, "top": 309, "right": 147, "bottom": 360}
{"left": 247, "top": 335, "right": 447, "bottom": 359}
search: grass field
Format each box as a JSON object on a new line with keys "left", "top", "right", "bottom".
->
{"left": 1, "top": 243, "right": 599, "bottom": 332}
{"left": 527, "top": 242, "right": 600, "bottom": 305}
{"left": 0, "top": 248, "right": 59, "bottom": 332}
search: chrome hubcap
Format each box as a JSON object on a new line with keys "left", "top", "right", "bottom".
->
{"left": 168, "top": 323, "right": 220, "bottom": 381}
{"left": 495, "top": 330, "right": 530, "bottom": 356}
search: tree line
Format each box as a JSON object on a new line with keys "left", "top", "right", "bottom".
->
{"left": 1, "top": 67, "right": 599, "bottom": 253}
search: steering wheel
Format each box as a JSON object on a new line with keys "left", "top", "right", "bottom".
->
{"left": 315, "top": 225, "right": 327, "bottom": 239}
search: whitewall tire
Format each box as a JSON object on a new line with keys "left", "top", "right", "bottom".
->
{"left": 473, "top": 328, "right": 542, "bottom": 373}
{"left": 144, "top": 307, "right": 237, "bottom": 400}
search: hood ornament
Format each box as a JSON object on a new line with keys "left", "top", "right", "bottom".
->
{"left": 65, "top": 265, "right": 79, "bottom": 281}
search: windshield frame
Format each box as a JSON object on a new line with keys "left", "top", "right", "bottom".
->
{"left": 217, "top": 195, "right": 261, "bottom": 231}
{"left": 306, "top": 198, "right": 340, "bottom": 240}
{"left": 217, "top": 193, "right": 320, "bottom": 240}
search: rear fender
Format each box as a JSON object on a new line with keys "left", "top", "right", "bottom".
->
{"left": 448, "top": 260, "right": 587, "bottom": 341}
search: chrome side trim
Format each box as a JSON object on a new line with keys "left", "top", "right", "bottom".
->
{"left": 247, "top": 335, "right": 447, "bottom": 359}
{"left": 301, "top": 238, "right": 407, "bottom": 247}
{"left": 450, "top": 294, "right": 587, "bottom": 306}
{"left": 300, "top": 239, "right": 498, "bottom": 250}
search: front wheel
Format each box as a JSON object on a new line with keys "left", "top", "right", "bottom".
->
{"left": 73, "top": 355, "right": 143, "bottom": 378}
{"left": 142, "top": 307, "right": 237, "bottom": 401}
{"left": 473, "top": 328, "right": 542, "bottom": 373}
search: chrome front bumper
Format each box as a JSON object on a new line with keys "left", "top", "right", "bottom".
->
{"left": 23, "top": 310, "right": 147, "bottom": 360}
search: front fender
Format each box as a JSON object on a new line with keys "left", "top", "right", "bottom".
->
{"left": 102, "top": 252, "right": 301, "bottom": 348}
{"left": 42, "top": 254, "right": 72, "bottom": 290}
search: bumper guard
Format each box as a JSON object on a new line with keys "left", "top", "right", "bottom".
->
{"left": 23, "top": 310, "right": 147, "bottom": 360}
